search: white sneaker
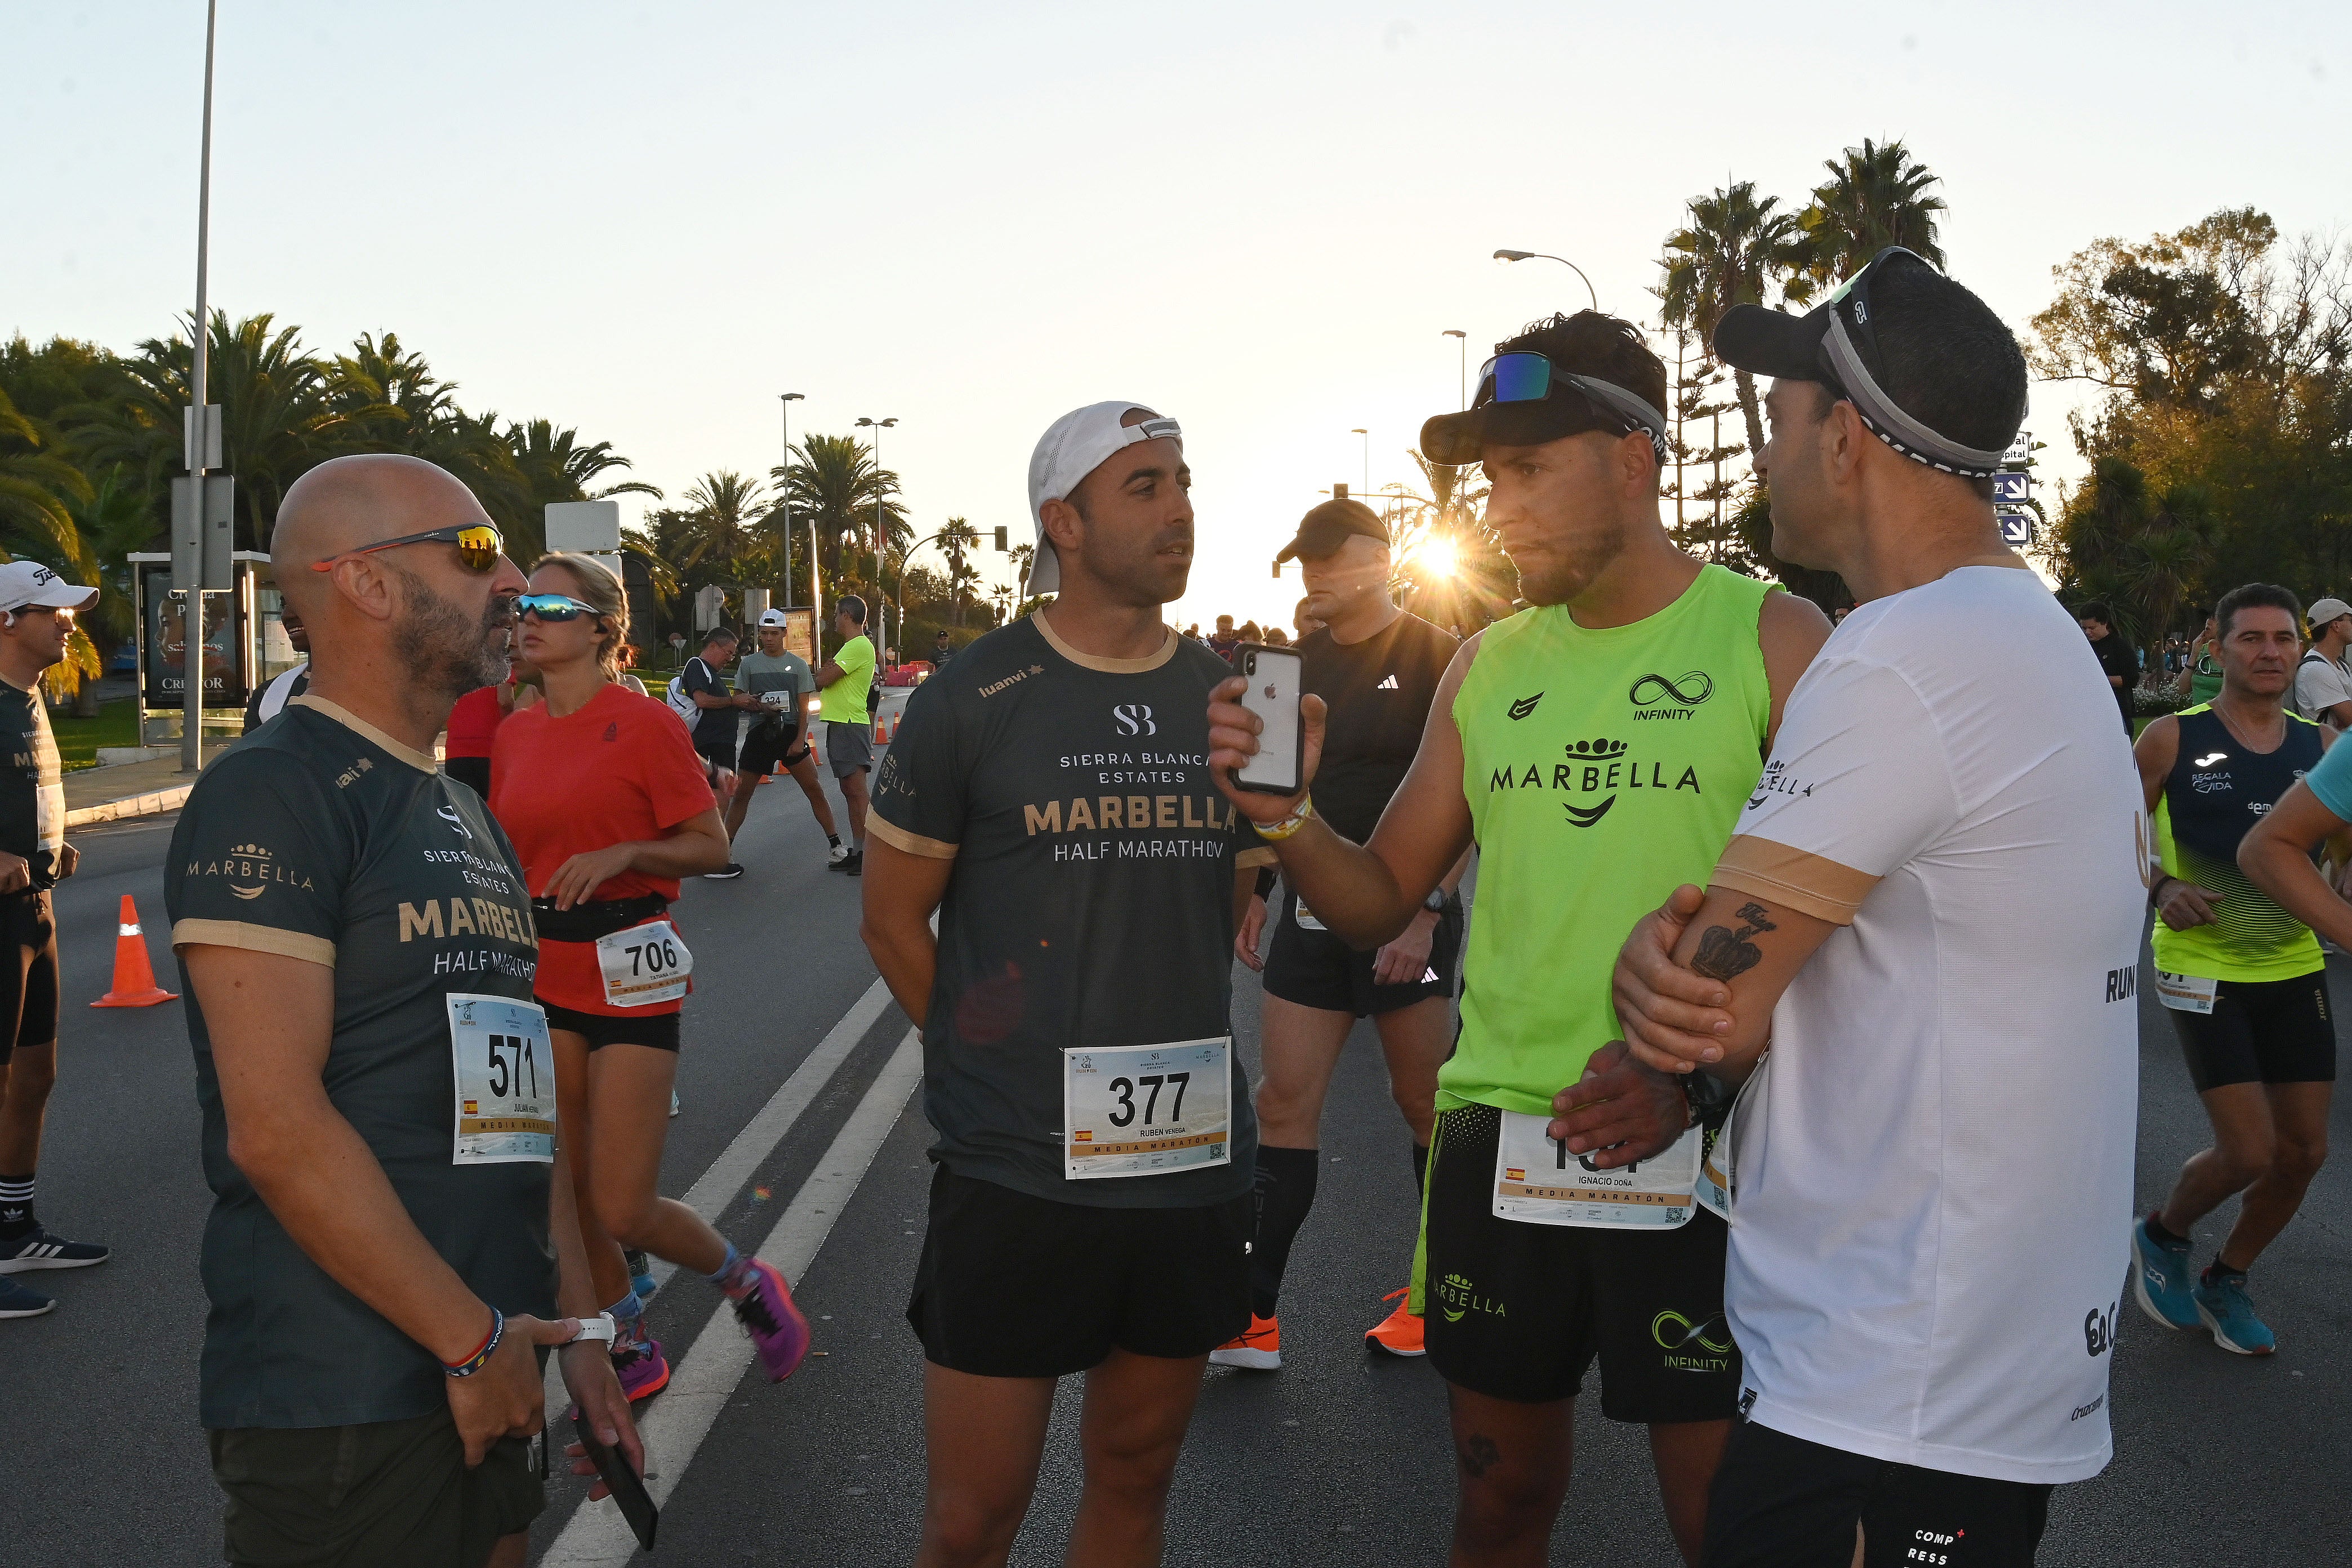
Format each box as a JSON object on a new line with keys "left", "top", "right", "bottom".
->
{"left": 827, "top": 844, "right": 850, "bottom": 867}
{"left": 669, "top": 1089, "right": 680, "bottom": 1118}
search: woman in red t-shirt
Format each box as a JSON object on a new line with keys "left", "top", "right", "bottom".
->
{"left": 491, "top": 554, "right": 809, "bottom": 1397}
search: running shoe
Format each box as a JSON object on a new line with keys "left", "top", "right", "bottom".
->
{"left": 844, "top": 851, "right": 863, "bottom": 877}
{"left": 731, "top": 1257, "right": 811, "bottom": 1382}
{"left": 705, "top": 863, "right": 745, "bottom": 880}
{"left": 2130, "top": 1216, "right": 2197, "bottom": 1330}
{"left": 669, "top": 1089, "right": 680, "bottom": 1119}
{"left": 0, "top": 1226, "right": 109, "bottom": 1273}
{"left": 1208, "top": 1313, "right": 1282, "bottom": 1370}
{"left": 0, "top": 1277, "right": 55, "bottom": 1318}
{"left": 625, "top": 1249, "right": 657, "bottom": 1302}
{"left": 1364, "top": 1290, "right": 1426, "bottom": 1357}
{"left": 826, "top": 843, "right": 851, "bottom": 868}
{"left": 2193, "top": 1271, "right": 2277, "bottom": 1356}
{"left": 610, "top": 1316, "right": 672, "bottom": 1401}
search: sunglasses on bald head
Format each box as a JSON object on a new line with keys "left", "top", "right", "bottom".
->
{"left": 310, "top": 523, "right": 506, "bottom": 574}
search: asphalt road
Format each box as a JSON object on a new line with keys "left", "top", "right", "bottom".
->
{"left": 12, "top": 770, "right": 2350, "bottom": 1566}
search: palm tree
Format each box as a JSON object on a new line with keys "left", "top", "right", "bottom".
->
{"left": 1660, "top": 182, "right": 1814, "bottom": 463}
{"left": 0, "top": 386, "right": 95, "bottom": 578}
{"left": 936, "top": 515, "right": 982, "bottom": 626}
{"left": 773, "top": 433, "right": 905, "bottom": 581}
{"left": 1799, "top": 139, "right": 1948, "bottom": 286}
{"left": 670, "top": 471, "right": 777, "bottom": 586}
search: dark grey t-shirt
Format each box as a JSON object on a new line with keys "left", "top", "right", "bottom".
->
{"left": 0, "top": 677, "right": 65, "bottom": 890}
{"left": 736, "top": 650, "right": 812, "bottom": 742}
{"left": 166, "top": 696, "right": 553, "bottom": 1430}
{"left": 869, "top": 615, "right": 1275, "bottom": 1210}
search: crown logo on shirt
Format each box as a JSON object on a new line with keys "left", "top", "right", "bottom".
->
{"left": 1563, "top": 738, "right": 1628, "bottom": 760}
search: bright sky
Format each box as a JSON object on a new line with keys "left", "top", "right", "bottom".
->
{"left": 8, "top": 2, "right": 2346, "bottom": 632}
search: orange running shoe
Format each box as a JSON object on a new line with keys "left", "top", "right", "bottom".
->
{"left": 1364, "top": 1289, "right": 1425, "bottom": 1357}
{"left": 1209, "top": 1312, "right": 1282, "bottom": 1370}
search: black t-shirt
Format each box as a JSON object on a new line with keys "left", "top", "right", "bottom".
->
{"left": 0, "top": 678, "right": 65, "bottom": 890}
{"left": 1298, "top": 612, "right": 1459, "bottom": 844}
{"left": 2089, "top": 632, "right": 2137, "bottom": 721}
{"left": 681, "top": 655, "right": 736, "bottom": 747}
{"left": 868, "top": 614, "right": 1276, "bottom": 1209}
{"left": 166, "top": 695, "right": 553, "bottom": 1429}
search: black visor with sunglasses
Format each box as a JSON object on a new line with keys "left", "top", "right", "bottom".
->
{"left": 1710, "top": 246, "right": 2018, "bottom": 479}
{"left": 1420, "top": 353, "right": 1671, "bottom": 467}
{"left": 310, "top": 523, "right": 506, "bottom": 574}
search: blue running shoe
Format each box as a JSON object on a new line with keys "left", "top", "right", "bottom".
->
{"left": 0, "top": 1277, "right": 55, "bottom": 1318}
{"left": 2131, "top": 1217, "right": 2197, "bottom": 1330}
{"left": 0, "top": 1226, "right": 108, "bottom": 1273}
{"left": 2193, "top": 1271, "right": 2276, "bottom": 1356}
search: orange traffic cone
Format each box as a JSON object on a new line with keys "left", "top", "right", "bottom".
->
{"left": 92, "top": 894, "right": 178, "bottom": 1008}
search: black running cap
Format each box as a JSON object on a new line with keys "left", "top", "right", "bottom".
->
{"left": 1277, "top": 498, "right": 1388, "bottom": 564}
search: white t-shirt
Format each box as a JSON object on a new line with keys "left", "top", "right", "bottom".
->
{"left": 1710, "top": 563, "right": 2144, "bottom": 1485}
{"left": 2292, "top": 650, "right": 2352, "bottom": 723}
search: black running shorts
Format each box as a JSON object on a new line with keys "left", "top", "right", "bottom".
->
{"left": 1701, "top": 1419, "right": 2051, "bottom": 1568}
{"left": 694, "top": 734, "right": 739, "bottom": 774}
{"left": 2169, "top": 970, "right": 2337, "bottom": 1090}
{"left": 540, "top": 999, "right": 683, "bottom": 1053}
{"left": 737, "top": 721, "right": 809, "bottom": 779}
{"left": 1416, "top": 1101, "right": 1740, "bottom": 1420}
{"left": 907, "top": 1164, "right": 1252, "bottom": 1378}
{"left": 1263, "top": 890, "right": 1462, "bottom": 1019}
{"left": 0, "top": 891, "right": 59, "bottom": 1068}
{"left": 209, "top": 1407, "right": 543, "bottom": 1568}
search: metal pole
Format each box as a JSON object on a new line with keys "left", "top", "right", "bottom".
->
{"left": 778, "top": 394, "right": 795, "bottom": 609}
{"left": 1353, "top": 429, "right": 1370, "bottom": 500}
{"left": 183, "top": 0, "right": 218, "bottom": 775}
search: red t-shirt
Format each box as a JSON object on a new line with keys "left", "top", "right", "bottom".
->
{"left": 444, "top": 685, "right": 506, "bottom": 759}
{"left": 489, "top": 683, "right": 715, "bottom": 1015}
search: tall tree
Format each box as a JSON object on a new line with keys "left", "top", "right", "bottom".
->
{"left": 773, "top": 433, "right": 906, "bottom": 583}
{"left": 1798, "top": 138, "right": 1948, "bottom": 284}
{"left": 0, "top": 386, "right": 95, "bottom": 578}
{"left": 1661, "top": 182, "right": 1814, "bottom": 464}
{"left": 936, "top": 515, "right": 981, "bottom": 626}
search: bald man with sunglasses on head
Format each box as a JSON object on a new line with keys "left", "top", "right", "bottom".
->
{"left": 168, "top": 455, "right": 639, "bottom": 1568}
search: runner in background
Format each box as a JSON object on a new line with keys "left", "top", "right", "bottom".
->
{"left": 1212, "top": 497, "right": 1462, "bottom": 1372}
{"left": 2134, "top": 582, "right": 2344, "bottom": 1356}
{"left": 723, "top": 608, "right": 843, "bottom": 867}
{"left": 491, "top": 554, "right": 809, "bottom": 1402}
{"left": 2291, "top": 595, "right": 2352, "bottom": 728}
{"left": 811, "top": 596, "right": 876, "bottom": 875}
{"left": 864, "top": 400, "right": 1275, "bottom": 1568}
{"left": 1208, "top": 313, "right": 1827, "bottom": 1566}
{"left": 241, "top": 606, "right": 309, "bottom": 732}
{"left": 681, "top": 626, "right": 748, "bottom": 877}
{"left": 167, "top": 455, "right": 638, "bottom": 1566}
{"left": 0, "top": 563, "right": 102, "bottom": 1319}
{"left": 2173, "top": 609, "right": 2224, "bottom": 707}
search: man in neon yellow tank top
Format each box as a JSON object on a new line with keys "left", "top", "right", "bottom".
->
{"left": 1206, "top": 311, "right": 1828, "bottom": 1566}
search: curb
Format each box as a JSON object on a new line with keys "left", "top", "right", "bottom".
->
{"left": 66, "top": 785, "right": 194, "bottom": 830}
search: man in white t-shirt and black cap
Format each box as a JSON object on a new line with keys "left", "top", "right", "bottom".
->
{"left": 1606, "top": 248, "right": 2144, "bottom": 1566}
{"left": 2291, "top": 595, "right": 2352, "bottom": 728}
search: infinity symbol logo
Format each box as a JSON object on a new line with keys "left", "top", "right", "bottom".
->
{"left": 1629, "top": 670, "right": 1714, "bottom": 707}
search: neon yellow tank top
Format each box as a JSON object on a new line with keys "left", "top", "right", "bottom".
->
{"left": 1446, "top": 564, "right": 1775, "bottom": 1116}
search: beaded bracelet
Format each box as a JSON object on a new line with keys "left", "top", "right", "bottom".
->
{"left": 1253, "top": 795, "right": 1316, "bottom": 843}
{"left": 443, "top": 1307, "right": 504, "bottom": 1379}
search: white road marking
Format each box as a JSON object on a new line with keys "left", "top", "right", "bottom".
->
{"left": 541, "top": 1029, "right": 924, "bottom": 1565}
{"left": 541, "top": 977, "right": 893, "bottom": 1414}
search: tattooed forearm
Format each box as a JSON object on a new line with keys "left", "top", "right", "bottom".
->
{"left": 1691, "top": 902, "right": 1779, "bottom": 981}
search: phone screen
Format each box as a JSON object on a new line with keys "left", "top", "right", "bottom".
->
{"left": 1235, "top": 644, "right": 1303, "bottom": 794}
{"left": 574, "top": 1415, "right": 660, "bottom": 1550}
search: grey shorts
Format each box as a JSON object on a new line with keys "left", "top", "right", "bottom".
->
{"left": 824, "top": 720, "right": 874, "bottom": 778}
{"left": 209, "top": 1406, "right": 542, "bottom": 1568}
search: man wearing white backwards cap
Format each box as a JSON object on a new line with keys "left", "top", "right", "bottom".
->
{"left": 861, "top": 402, "right": 1276, "bottom": 1566}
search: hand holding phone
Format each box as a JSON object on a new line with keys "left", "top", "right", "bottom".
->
{"left": 1232, "top": 644, "right": 1304, "bottom": 795}
{"left": 574, "top": 1415, "right": 660, "bottom": 1549}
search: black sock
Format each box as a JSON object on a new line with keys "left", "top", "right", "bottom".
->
{"left": 1410, "top": 1141, "right": 1429, "bottom": 1197}
{"left": 1248, "top": 1145, "right": 1320, "bottom": 1320}
{"left": 2144, "top": 1210, "right": 2189, "bottom": 1250}
{"left": 0, "top": 1171, "right": 34, "bottom": 1240}
{"left": 827, "top": 834, "right": 841, "bottom": 848}
{"left": 2203, "top": 1257, "right": 2246, "bottom": 1286}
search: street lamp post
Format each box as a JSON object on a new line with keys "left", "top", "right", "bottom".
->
{"left": 181, "top": 0, "right": 220, "bottom": 775}
{"left": 854, "top": 416, "right": 898, "bottom": 658}
{"left": 1442, "top": 329, "right": 1467, "bottom": 410}
{"left": 779, "top": 392, "right": 809, "bottom": 649}
{"left": 1351, "top": 429, "right": 1369, "bottom": 501}
{"left": 1493, "top": 250, "right": 1600, "bottom": 312}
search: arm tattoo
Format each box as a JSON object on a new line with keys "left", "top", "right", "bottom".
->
{"left": 1691, "top": 901, "right": 1779, "bottom": 982}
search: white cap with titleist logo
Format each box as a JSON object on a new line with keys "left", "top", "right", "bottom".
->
{"left": 756, "top": 608, "right": 789, "bottom": 629}
{"left": 0, "top": 561, "right": 97, "bottom": 615}
{"left": 2307, "top": 597, "right": 2352, "bottom": 631}
{"left": 1025, "top": 402, "right": 1182, "bottom": 595}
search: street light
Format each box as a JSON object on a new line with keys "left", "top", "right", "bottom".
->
{"left": 1442, "top": 329, "right": 1467, "bottom": 410}
{"left": 889, "top": 524, "right": 1009, "bottom": 657}
{"left": 779, "top": 393, "right": 807, "bottom": 642}
{"left": 181, "top": 0, "right": 220, "bottom": 775}
{"left": 854, "top": 416, "right": 898, "bottom": 655}
{"left": 1351, "top": 429, "right": 1369, "bottom": 501}
{"left": 1493, "top": 249, "right": 1599, "bottom": 312}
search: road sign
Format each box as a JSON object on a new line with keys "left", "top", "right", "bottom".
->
{"left": 1997, "top": 507, "right": 2033, "bottom": 546}
{"left": 170, "top": 473, "right": 234, "bottom": 591}
{"left": 1993, "top": 471, "right": 2031, "bottom": 505}
{"left": 546, "top": 500, "right": 621, "bottom": 553}
{"left": 2003, "top": 430, "right": 2031, "bottom": 466}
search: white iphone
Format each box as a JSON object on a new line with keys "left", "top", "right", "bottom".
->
{"left": 1234, "top": 643, "right": 1304, "bottom": 795}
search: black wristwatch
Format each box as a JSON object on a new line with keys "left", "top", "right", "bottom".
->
{"left": 1422, "top": 888, "right": 1453, "bottom": 914}
{"left": 1679, "top": 1070, "right": 1735, "bottom": 1131}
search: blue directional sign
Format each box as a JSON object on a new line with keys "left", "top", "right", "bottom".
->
{"left": 1996, "top": 507, "right": 2033, "bottom": 546}
{"left": 1993, "top": 471, "right": 2031, "bottom": 505}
